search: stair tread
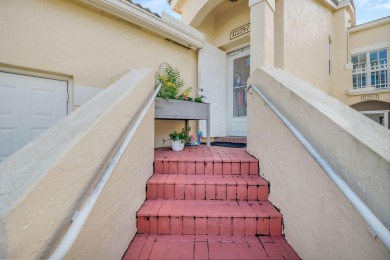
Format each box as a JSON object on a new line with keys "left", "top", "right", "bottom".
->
{"left": 123, "top": 234, "right": 300, "bottom": 260}
{"left": 147, "top": 174, "right": 268, "bottom": 185}
{"left": 137, "top": 200, "right": 281, "bottom": 218}
{"left": 155, "top": 146, "right": 257, "bottom": 163}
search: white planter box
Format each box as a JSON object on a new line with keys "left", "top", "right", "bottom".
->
{"left": 155, "top": 97, "right": 210, "bottom": 146}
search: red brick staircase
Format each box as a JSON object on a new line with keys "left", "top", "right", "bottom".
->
{"left": 123, "top": 146, "right": 299, "bottom": 259}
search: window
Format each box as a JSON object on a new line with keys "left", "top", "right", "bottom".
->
{"left": 352, "top": 48, "right": 388, "bottom": 90}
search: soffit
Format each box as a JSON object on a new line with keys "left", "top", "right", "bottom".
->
{"left": 77, "top": 0, "right": 204, "bottom": 49}
{"left": 210, "top": 0, "right": 244, "bottom": 16}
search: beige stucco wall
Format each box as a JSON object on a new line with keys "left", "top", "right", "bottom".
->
{"left": 350, "top": 20, "right": 390, "bottom": 53}
{"left": 330, "top": 8, "right": 354, "bottom": 103}
{"left": 213, "top": 1, "right": 249, "bottom": 50}
{"left": 196, "top": 0, "right": 250, "bottom": 51}
{"left": 0, "top": 69, "right": 155, "bottom": 259}
{"left": 0, "top": 0, "right": 198, "bottom": 146}
{"left": 247, "top": 68, "right": 390, "bottom": 259}
{"left": 343, "top": 19, "right": 390, "bottom": 106}
{"left": 250, "top": 0, "right": 274, "bottom": 71}
{"left": 276, "top": 0, "right": 333, "bottom": 93}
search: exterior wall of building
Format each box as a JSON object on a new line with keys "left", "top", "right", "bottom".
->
{"left": 330, "top": 8, "right": 354, "bottom": 102}
{"left": 248, "top": 68, "right": 390, "bottom": 259}
{"left": 0, "top": 0, "right": 198, "bottom": 147}
{"left": 197, "top": 0, "right": 250, "bottom": 51}
{"left": 180, "top": 0, "right": 351, "bottom": 94}
{"left": 276, "top": 0, "right": 334, "bottom": 93}
{"left": 0, "top": 69, "right": 155, "bottom": 259}
{"left": 344, "top": 19, "right": 390, "bottom": 106}
{"left": 213, "top": 1, "right": 250, "bottom": 50}
{"left": 175, "top": 0, "right": 210, "bottom": 26}
{"left": 350, "top": 20, "right": 390, "bottom": 54}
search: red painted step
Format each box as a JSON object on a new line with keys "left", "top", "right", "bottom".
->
{"left": 154, "top": 147, "right": 259, "bottom": 175}
{"left": 137, "top": 200, "right": 282, "bottom": 236}
{"left": 123, "top": 234, "right": 300, "bottom": 260}
{"left": 123, "top": 146, "right": 300, "bottom": 259}
{"left": 146, "top": 174, "right": 269, "bottom": 201}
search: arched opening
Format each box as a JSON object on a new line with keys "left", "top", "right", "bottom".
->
{"left": 351, "top": 100, "right": 390, "bottom": 129}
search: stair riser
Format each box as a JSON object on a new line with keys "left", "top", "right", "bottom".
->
{"left": 137, "top": 216, "right": 282, "bottom": 236}
{"left": 154, "top": 161, "right": 259, "bottom": 175}
{"left": 147, "top": 184, "right": 268, "bottom": 201}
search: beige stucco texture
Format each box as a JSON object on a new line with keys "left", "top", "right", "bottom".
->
{"left": 350, "top": 19, "right": 390, "bottom": 54}
{"left": 0, "top": 69, "right": 155, "bottom": 259}
{"left": 188, "top": 0, "right": 250, "bottom": 51}
{"left": 247, "top": 68, "right": 390, "bottom": 259}
{"left": 275, "top": 0, "right": 334, "bottom": 93}
{"left": 0, "top": 0, "right": 199, "bottom": 146}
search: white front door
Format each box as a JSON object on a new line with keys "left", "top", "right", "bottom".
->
{"left": 198, "top": 42, "right": 227, "bottom": 137}
{"left": 227, "top": 47, "right": 250, "bottom": 136}
{"left": 0, "top": 72, "right": 68, "bottom": 162}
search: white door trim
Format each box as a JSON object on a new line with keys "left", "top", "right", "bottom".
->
{"left": 198, "top": 42, "right": 227, "bottom": 137}
{"left": 0, "top": 64, "right": 73, "bottom": 113}
{"left": 227, "top": 47, "right": 250, "bottom": 136}
{"left": 361, "top": 110, "right": 389, "bottom": 128}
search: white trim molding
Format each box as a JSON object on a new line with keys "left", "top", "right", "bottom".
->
{"left": 249, "top": 0, "right": 275, "bottom": 11}
{"left": 0, "top": 63, "right": 74, "bottom": 114}
{"left": 349, "top": 16, "right": 390, "bottom": 33}
{"left": 348, "top": 87, "right": 390, "bottom": 96}
{"left": 78, "top": 0, "right": 204, "bottom": 49}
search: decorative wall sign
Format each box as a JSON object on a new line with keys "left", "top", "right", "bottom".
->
{"left": 230, "top": 23, "right": 250, "bottom": 40}
{"left": 361, "top": 94, "right": 380, "bottom": 101}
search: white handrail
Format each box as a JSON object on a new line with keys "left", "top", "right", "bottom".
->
{"left": 49, "top": 82, "right": 162, "bottom": 259}
{"left": 246, "top": 83, "right": 390, "bottom": 250}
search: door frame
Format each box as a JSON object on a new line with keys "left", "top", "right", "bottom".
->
{"left": 227, "top": 46, "right": 250, "bottom": 136}
{"left": 0, "top": 64, "right": 73, "bottom": 114}
{"left": 361, "top": 110, "right": 389, "bottom": 128}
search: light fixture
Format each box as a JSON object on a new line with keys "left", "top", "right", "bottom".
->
{"left": 229, "top": 0, "right": 238, "bottom": 2}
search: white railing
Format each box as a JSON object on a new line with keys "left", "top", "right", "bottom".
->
{"left": 49, "top": 82, "right": 162, "bottom": 259}
{"left": 246, "top": 83, "right": 390, "bottom": 250}
{"left": 352, "top": 63, "right": 389, "bottom": 90}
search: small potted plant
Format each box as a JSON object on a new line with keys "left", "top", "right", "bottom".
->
{"left": 163, "top": 127, "right": 191, "bottom": 151}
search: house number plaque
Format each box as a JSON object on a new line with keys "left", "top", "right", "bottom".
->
{"left": 361, "top": 94, "right": 380, "bottom": 101}
{"left": 230, "top": 23, "right": 250, "bottom": 40}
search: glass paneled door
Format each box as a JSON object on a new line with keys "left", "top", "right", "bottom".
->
{"left": 227, "top": 47, "right": 250, "bottom": 136}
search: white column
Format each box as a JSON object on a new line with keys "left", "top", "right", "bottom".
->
{"left": 249, "top": 0, "right": 275, "bottom": 74}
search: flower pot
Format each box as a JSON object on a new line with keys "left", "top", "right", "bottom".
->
{"left": 171, "top": 140, "right": 185, "bottom": 151}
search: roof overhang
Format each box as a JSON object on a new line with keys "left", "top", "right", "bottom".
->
{"left": 349, "top": 16, "right": 390, "bottom": 33}
{"left": 77, "top": 0, "right": 204, "bottom": 50}
{"left": 168, "top": 0, "right": 185, "bottom": 14}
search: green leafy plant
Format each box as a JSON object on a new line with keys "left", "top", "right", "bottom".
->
{"left": 194, "top": 96, "right": 205, "bottom": 103}
{"left": 163, "top": 127, "right": 191, "bottom": 144}
{"left": 156, "top": 63, "right": 205, "bottom": 102}
{"left": 156, "top": 63, "right": 184, "bottom": 99}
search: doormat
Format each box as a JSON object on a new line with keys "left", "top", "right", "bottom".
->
{"left": 210, "top": 142, "right": 246, "bottom": 148}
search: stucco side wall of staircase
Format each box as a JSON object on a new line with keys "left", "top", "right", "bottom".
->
{"left": 0, "top": 69, "right": 155, "bottom": 259}
{"left": 247, "top": 68, "right": 390, "bottom": 259}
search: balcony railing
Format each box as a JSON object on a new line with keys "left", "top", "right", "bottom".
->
{"left": 352, "top": 62, "right": 389, "bottom": 90}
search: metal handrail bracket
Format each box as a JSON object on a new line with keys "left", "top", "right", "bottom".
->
{"left": 50, "top": 82, "right": 162, "bottom": 259}
{"left": 246, "top": 83, "right": 390, "bottom": 250}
